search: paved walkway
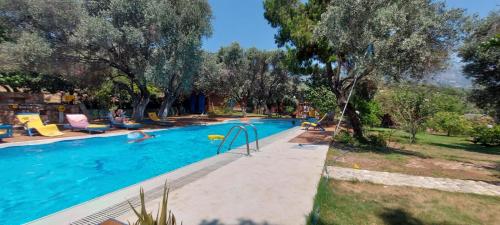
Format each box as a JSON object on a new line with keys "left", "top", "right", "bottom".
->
{"left": 114, "top": 129, "right": 328, "bottom": 225}
{"left": 326, "top": 166, "right": 500, "bottom": 196}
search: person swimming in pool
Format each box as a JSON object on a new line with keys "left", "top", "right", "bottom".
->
{"left": 128, "top": 131, "right": 155, "bottom": 143}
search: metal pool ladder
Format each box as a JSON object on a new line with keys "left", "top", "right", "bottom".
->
{"left": 217, "top": 123, "right": 259, "bottom": 155}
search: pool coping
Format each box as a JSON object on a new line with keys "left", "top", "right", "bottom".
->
{"left": 25, "top": 123, "right": 301, "bottom": 225}
{"left": 1, "top": 118, "right": 296, "bottom": 149}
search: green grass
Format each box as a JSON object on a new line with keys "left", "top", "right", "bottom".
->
{"left": 370, "top": 127, "right": 500, "bottom": 155}
{"left": 307, "top": 179, "right": 500, "bottom": 225}
{"left": 383, "top": 153, "right": 408, "bottom": 162}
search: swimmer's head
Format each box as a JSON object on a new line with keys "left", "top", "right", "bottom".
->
{"left": 127, "top": 132, "right": 142, "bottom": 139}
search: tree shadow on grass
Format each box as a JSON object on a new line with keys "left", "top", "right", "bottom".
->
{"left": 331, "top": 142, "right": 431, "bottom": 159}
{"left": 426, "top": 142, "right": 500, "bottom": 155}
{"left": 378, "top": 208, "right": 424, "bottom": 225}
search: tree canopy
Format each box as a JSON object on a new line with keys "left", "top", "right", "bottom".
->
{"left": 0, "top": 0, "right": 212, "bottom": 120}
{"left": 459, "top": 11, "right": 500, "bottom": 121}
{"left": 265, "top": 0, "right": 465, "bottom": 139}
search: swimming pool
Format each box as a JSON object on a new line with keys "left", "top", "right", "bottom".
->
{"left": 0, "top": 119, "right": 296, "bottom": 225}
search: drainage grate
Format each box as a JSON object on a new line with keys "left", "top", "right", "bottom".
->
{"left": 70, "top": 156, "right": 238, "bottom": 225}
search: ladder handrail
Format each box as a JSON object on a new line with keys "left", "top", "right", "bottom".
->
{"left": 217, "top": 125, "right": 250, "bottom": 155}
{"left": 216, "top": 123, "right": 260, "bottom": 155}
{"left": 242, "top": 123, "right": 259, "bottom": 151}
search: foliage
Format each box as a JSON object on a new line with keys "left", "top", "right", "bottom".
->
{"left": 471, "top": 125, "right": 500, "bottom": 146}
{"left": 128, "top": 182, "right": 178, "bottom": 225}
{"left": 253, "top": 50, "right": 297, "bottom": 114}
{"left": 265, "top": 0, "right": 465, "bottom": 139}
{"left": 355, "top": 99, "right": 382, "bottom": 127}
{"left": 285, "top": 105, "right": 296, "bottom": 115}
{"left": 0, "top": 72, "right": 74, "bottom": 93}
{"left": 146, "top": 0, "right": 212, "bottom": 117}
{"left": 367, "top": 133, "right": 387, "bottom": 147}
{"left": 206, "top": 44, "right": 296, "bottom": 116}
{"left": 82, "top": 78, "right": 132, "bottom": 110}
{"left": 388, "top": 85, "right": 436, "bottom": 143}
{"left": 334, "top": 130, "right": 355, "bottom": 145}
{"left": 432, "top": 91, "right": 467, "bottom": 114}
{"left": 304, "top": 86, "right": 336, "bottom": 115}
{"left": 193, "top": 52, "right": 224, "bottom": 96}
{"left": 427, "top": 112, "right": 471, "bottom": 136}
{"left": 1, "top": 0, "right": 213, "bottom": 120}
{"left": 459, "top": 11, "right": 500, "bottom": 120}
{"left": 215, "top": 43, "right": 252, "bottom": 116}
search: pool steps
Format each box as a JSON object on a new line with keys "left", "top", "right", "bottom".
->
{"left": 217, "top": 123, "right": 260, "bottom": 155}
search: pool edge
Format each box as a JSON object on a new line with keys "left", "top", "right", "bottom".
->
{"left": 25, "top": 125, "right": 303, "bottom": 225}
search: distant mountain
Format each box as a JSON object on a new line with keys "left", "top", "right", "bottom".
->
{"left": 428, "top": 57, "right": 472, "bottom": 88}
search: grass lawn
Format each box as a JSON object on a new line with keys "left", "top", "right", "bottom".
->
{"left": 327, "top": 128, "right": 500, "bottom": 183}
{"left": 308, "top": 179, "right": 500, "bottom": 225}
{"left": 371, "top": 127, "right": 500, "bottom": 156}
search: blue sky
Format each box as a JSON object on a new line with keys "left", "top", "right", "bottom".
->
{"left": 202, "top": 0, "right": 499, "bottom": 52}
{"left": 202, "top": 0, "right": 499, "bottom": 87}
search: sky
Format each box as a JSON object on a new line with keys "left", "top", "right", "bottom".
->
{"left": 203, "top": 0, "right": 499, "bottom": 52}
{"left": 202, "top": 0, "right": 277, "bottom": 52}
{"left": 202, "top": 0, "right": 499, "bottom": 87}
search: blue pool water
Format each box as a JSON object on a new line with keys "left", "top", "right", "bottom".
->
{"left": 0, "top": 119, "right": 296, "bottom": 225}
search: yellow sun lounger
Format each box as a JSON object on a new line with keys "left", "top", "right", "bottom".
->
{"left": 16, "top": 113, "right": 64, "bottom": 137}
{"left": 147, "top": 112, "right": 173, "bottom": 126}
{"left": 301, "top": 113, "right": 329, "bottom": 131}
{"left": 148, "top": 112, "right": 165, "bottom": 122}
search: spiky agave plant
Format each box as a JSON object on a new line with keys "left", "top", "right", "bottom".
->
{"left": 128, "top": 182, "right": 180, "bottom": 225}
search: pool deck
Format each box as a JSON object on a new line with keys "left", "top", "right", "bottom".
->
{"left": 27, "top": 126, "right": 328, "bottom": 225}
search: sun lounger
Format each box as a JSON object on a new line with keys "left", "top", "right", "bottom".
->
{"left": 301, "top": 113, "right": 328, "bottom": 131}
{"left": 0, "top": 124, "right": 13, "bottom": 141}
{"left": 147, "top": 112, "right": 174, "bottom": 126}
{"left": 66, "top": 114, "right": 110, "bottom": 134}
{"left": 16, "top": 113, "right": 64, "bottom": 137}
{"left": 107, "top": 113, "right": 143, "bottom": 129}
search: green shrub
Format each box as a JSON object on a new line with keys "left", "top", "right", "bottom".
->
{"left": 427, "top": 112, "right": 471, "bottom": 136}
{"left": 367, "top": 133, "right": 387, "bottom": 147}
{"left": 334, "top": 130, "right": 354, "bottom": 145}
{"left": 471, "top": 125, "right": 500, "bottom": 146}
{"left": 129, "top": 182, "right": 178, "bottom": 225}
{"left": 285, "top": 105, "right": 296, "bottom": 115}
{"left": 305, "top": 85, "right": 337, "bottom": 115}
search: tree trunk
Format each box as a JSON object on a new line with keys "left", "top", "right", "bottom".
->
{"left": 264, "top": 104, "right": 271, "bottom": 116}
{"left": 240, "top": 101, "right": 247, "bottom": 117}
{"left": 131, "top": 96, "right": 149, "bottom": 121}
{"left": 335, "top": 90, "right": 365, "bottom": 141}
{"left": 409, "top": 124, "right": 417, "bottom": 143}
{"left": 410, "top": 131, "right": 417, "bottom": 143}
{"left": 158, "top": 94, "right": 175, "bottom": 118}
{"left": 344, "top": 102, "right": 364, "bottom": 140}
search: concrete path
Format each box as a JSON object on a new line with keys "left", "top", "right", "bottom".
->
{"left": 116, "top": 129, "right": 328, "bottom": 225}
{"left": 327, "top": 166, "right": 500, "bottom": 196}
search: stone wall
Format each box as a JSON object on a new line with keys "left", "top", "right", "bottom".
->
{"left": 0, "top": 92, "right": 80, "bottom": 125}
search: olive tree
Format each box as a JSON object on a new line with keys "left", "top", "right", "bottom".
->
{"left": 193, "top": 52, "right": 224, "bottom": 111}
{"left": 388, "top": 85, "right": 436, "bottom": 143}
{"left": 459, "top": 11, "right": 500, "bottom": 121}
{"left": 265, "top": 0, "right": 465, "bottom": 140}
{"left": 216, "top": 43, "right": 252, "bottom": 116}
{"left": 254, "top": 50, "right": 296, "bottom": 115}
{"left": 1, "top": 0, "right": 212, "bottom": 120}
{"left": 146, "top": 0, "right": 212, "bottom": 117}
